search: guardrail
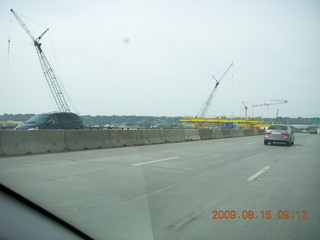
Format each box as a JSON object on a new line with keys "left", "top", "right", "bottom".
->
{"left": 0, "top": 129, "right": 264, "bottom": 156}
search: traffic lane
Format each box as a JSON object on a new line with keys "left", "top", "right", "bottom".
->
{"left": 0, "top": 135, "right": 271, "bottom": 239}
{"left": 0, "top": 135, "right": 316, "bottom": 240}
{"left": 84, "top": 134, "right": 318, "bottom": 240}
{"left": 0, "top": 135, "right": 266, "bottom": 188}
{"left": 0, "top": 135, "right": 273, "bottom": 207}
{"left": 0, "top": 134, "right": 319, "bottom": 239}
{"left": 144, "top": 135, "right": 320, "bottom": 240}
{"left": 69, "top": 134, "right": 319, "bottom": 240}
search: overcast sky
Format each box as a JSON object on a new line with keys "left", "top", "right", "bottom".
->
{"left": 1, "top": 0, "right": 319, "bottom": 118}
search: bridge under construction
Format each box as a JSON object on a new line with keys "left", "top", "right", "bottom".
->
{"left": 180, "top": 62, "right": 287, "bottom": 129}
{"left": 179, "top": 116, "right": 277, "bottom": 129}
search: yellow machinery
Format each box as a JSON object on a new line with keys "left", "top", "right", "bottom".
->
{"left": 179, "top": 116, "right": 272, "bottom": 129}
{"left": 0, "top": 121, "right": 22, "bottom": 128}
{"left": 181, "top": 64, "right": 284, "bottom": 129}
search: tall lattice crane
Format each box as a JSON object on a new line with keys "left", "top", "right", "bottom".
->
{"left": 198, "top": 63, "right": 233, "bottom": 118}
{"left": 11, "top": 9, "right": 73, "bottom": 113}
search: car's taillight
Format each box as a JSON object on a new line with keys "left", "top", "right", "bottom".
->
{"left": 265, "top": 131, "right": 271, "bottom": 134}
{"left": 281, "top": 132, "right": 289, "bottom": 135}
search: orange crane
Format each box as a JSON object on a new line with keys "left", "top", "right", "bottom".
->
{"left": 242, "top": 100, "right": 288, "bottom": 118}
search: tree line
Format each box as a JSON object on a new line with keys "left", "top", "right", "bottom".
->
{"left": 0, "top": 113, "right": 317, "bottom": 129}
{"left": 0, "top": 113, "right": 182, "bottom": 129}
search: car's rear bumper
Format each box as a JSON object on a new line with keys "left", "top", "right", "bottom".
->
{"left": 264, "top": 136, "right": 291, "bottom": 143}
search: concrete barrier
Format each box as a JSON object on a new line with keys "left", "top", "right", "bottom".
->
{"left": 199, "top": 129, "right": 225, "bottom": 140}
{"left": 221, "top": 129, "right": 232, "bottom": 138}
{"left": 141, "top": 130, "right": 166, "bottom": 145}
{"left": 0, "top": 130, "right": 67, "bottom": 156}
{"left": 0, "top": 128, "right": 265, "bottom": 157}
{"left": 0, "top": 131, "right": 3, "bottom": 156}
{"left": 184, "top": 129, "right": 201, "bottom": 141}
{"left": 257, "top": 129, "right": 264, "bottom": 135}
{"left": 213, "top": 130, "right": 224, "bottom": 139}
{"left": 244, "top": 129, "right": 254, "bottom": 136}
{"left": 65, "top": 130, "right": 113, "bottom": 151}
{"left": 164, "top": 129, "right": 186, "bottom": 143}
{"left": 221, "top": 129, "right": 245, "bottom": 138}
{"left": 199, "top": 129, "right": 213, "bottom": 140}
{"left": 235, "top": 129, "right": 245, "bottom": 137}
{"left": 230, "top": 129, "right": 245, "bottom": 137}
{"left": 110, "top": 130, "right": 144, "bottom": 147}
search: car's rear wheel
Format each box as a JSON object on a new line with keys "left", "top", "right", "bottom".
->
{"left": 264, "top": 140, "right": 269, "bottom": 145}
{"left": 286, "top": 141, "right": 291, "bottom": 146}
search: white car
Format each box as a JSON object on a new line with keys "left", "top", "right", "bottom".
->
{"left": 264, "top": 124, "right": 294, "bottom": 146}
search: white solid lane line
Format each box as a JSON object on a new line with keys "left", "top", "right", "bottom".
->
{"left": 246, "top": 166, "right": 271, "bottom": 181}
{"left": 132, "top": 157, "right": 179, "bottom": 166}
{"left": 246, "top": 142, "right": 256, "bottom": 145}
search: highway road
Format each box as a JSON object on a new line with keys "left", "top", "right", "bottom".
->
{"left": 0, "top": 134, "right": 319, "bottom": 240}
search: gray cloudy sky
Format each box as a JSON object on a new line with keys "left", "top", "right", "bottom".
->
{"left": 1, "top": 0, "right": 319, "bottom": 117}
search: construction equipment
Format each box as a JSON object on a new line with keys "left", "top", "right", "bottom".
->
{"left": 242, "top": 100, "right": 288, "bottom": 118}
{"left": 198, "top": 63, "right": 233, "bottom": 118}
{"left": 10, "top": 9, "right": 74, "bottom": 113}
{"left": 181, "top": 99, "right": 286, "bottom": 129}
{"left": 180, "top": 116, "right": 271, "bottom": 129}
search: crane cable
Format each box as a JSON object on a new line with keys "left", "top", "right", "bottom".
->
{"left": 231, "top": 60, "right": 234, "bottom": 88}
{"left": 8, "top": 10, "right": 48, "bottom": 68}
{"left": 10, "top": 10, "right": 79, "bottom": 114}
{"left": 7, "top": 13, "right": 12, "bottom": 68}
{"left": 48, "top": 32, "right": 79, "bottom": 115}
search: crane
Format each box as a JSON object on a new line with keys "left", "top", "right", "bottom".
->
{"left": 242, "top": 100, "right": 288, "bottom": 118}
{"left": 198, "top": 63, "right": 233, "bottom": 118}
{"left": 10, "top": 9, "right": 73, "bottom": 113}
{"left": 249, "top": 99, "right": 288, "bottom": 108}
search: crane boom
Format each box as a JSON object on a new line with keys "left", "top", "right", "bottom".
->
{"left": 250, "top": 100, "right": 288, "bottom": 108}
{"left": 11, "top": 9, "right": 71, "bottom": 112}
{"left": 242, "top": 100, "right": 287, "bottom": 117}
{"left": 199, "top": 63, "right": 233, "bottom": 118}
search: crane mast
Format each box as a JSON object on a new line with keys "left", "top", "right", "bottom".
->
{"left": 11, "top": 9, "right": 71, "bottom": 112}
{"left": 199, "top": 63, "right": 233, "bottom": 118}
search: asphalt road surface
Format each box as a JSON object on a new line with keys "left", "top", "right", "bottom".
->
{"left": 1, "top": 134, "right": 319, "bottom": 240}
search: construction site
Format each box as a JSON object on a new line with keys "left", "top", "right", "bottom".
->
{"left": 9, "top": 10, "right": 287, "bottom": 130}
{"left": 179, "top": 63, "right": 288, "bottom": 129}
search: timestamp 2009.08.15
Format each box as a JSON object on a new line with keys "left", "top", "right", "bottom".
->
{"left": 212, "top": 210, "right": 308, "bottom": 220}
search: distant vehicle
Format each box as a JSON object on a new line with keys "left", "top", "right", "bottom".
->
{"left": 310, "top": 129, "right": 317, "bottom": 134}
{"left": 219, "top": 121, "right": 240, "bottom": 130}
{"left": 264, "top": 124, "right": 294, "bottom": 146}
{"left": 14, "top": 112, "right": 85, "bottom": 130}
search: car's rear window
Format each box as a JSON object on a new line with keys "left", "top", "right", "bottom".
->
{"left": 268, "top": 125, "right": 288, "bottom": 130}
